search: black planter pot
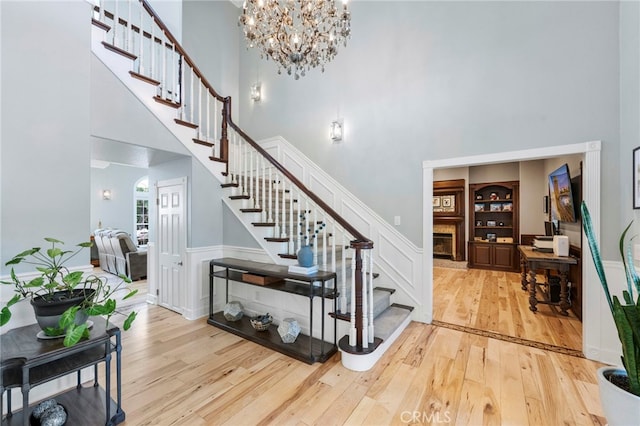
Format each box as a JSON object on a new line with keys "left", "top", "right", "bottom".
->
{"left": 30, "top": 289, "right": 95, "bottom": 330}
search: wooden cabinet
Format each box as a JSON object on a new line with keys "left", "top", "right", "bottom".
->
{"left": 468, "top": 181, "right": 519, "bottom": 272}
{"left": 469, "top": 242, "right": 516, "bottom": 270}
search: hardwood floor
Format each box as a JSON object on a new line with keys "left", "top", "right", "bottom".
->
{"left": 105, "top": 303, "right": 605, "bottom": 425}
{"left": 432, "top": 266, "right": 583, "bottom": 354}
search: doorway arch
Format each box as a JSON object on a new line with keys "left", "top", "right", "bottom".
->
{"left": 423, "top": 140, "right": 602, "bottom": 361}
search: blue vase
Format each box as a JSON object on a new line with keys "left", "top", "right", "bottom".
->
{"left": 297, "top": 245, "right": 314, "bottom": 267}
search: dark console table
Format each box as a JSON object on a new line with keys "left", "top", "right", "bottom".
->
{"left": 1, "top": 317, "right": 124, "bottom": 426}
{"left": 209, "top": 258, "right": 338, "bottom": 364}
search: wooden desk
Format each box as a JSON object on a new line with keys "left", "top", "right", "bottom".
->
{"left": 518, "top": 245, "right": 577, "bottom": 316}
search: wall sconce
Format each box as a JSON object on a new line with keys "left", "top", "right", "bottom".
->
{"left": 102, "top": 189, "right": 112, "bottom": 200}
{"left": 250, "top": 83, "right": 261, "bottom": 102}
{"left": 330, "top": 119, "right": 344, "bottom": 143}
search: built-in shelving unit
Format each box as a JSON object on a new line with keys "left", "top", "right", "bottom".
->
{"left": 468, "top": 181, "right": 520, "bottom": 271}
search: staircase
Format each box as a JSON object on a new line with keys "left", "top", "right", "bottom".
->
{"left": 90, "top": 0, "right": 413, "bottom": 371}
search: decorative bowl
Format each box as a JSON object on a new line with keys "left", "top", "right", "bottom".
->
{"left": 250, "top": 313, "right": 273, "bottom": 331}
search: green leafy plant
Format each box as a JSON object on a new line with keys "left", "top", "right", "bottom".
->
{"left": 582, "top": 202, "right": 640, "bottom": 396}
{"left": 1, "top": 237, "right": 138, "bottom": 346}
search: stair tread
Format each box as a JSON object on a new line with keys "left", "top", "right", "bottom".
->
{"left": 193, "top": 138, "right": 214, "bottom": 147}
{"left": 153, "top": 95, "right": 180, "bottom": 108}
{"left": 373, "top": 304, "right": 413, "bottom": 341}
{"left": 175, "top": 118, "right": 198, "bottom": 129}
{"left": 129, "top": 71, "right": 160, "bottom": 86}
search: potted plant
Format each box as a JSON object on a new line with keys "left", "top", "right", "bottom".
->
{"left": 581, "top": 202, "right": 640, "bottom": 425}
{"left": 1, "top": 237, "right": 137, "bottom": 347}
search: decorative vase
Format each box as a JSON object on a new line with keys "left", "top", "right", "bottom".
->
{"left": 597, "top": 366, "right": 640, "bottom": 425}
{"left": 223, "top": 301, "right": 244, "bottom": 321}
{"left": 297, "top": 245, "right": 313, "bottom": 267}
{"left": 277, "top": 318, "right": 301, "bottom": 343}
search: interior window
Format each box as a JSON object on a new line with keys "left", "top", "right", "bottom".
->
{"left": 134, "top": 177, "right": 149, "bottom": 247}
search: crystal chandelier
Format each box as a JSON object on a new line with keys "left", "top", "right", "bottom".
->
{"left": 239, "top": 0, "right": 351, "bottom": 80}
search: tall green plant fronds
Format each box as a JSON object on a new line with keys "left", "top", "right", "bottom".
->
{"left": 582, "top": 201, "right": 640, "bottom": 396}
{"left": 581, "top": 202, "right": 613, "bottom": 312}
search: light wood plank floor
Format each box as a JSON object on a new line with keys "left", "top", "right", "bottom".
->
{"left": 433, "top": 266, "right": 583, "bottom": 353}
{"left": 105, "top": 303, "right": 604, "bottom": 425}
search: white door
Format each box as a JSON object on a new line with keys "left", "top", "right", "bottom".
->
{"left": 157, "top": 177, "right": 186, "bottom": 313}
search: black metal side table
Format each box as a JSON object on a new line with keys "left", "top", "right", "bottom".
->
{"left": 1, "top": 317, "right": 124, "bottom": 426}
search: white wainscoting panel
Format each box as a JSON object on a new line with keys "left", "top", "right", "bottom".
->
{"left": 183, "top": 245, "right": 224, "bottom": 320}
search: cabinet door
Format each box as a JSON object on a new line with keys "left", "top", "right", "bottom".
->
{"left": 473, "top": 244, "right": 492, "bottom": 267}
{"left": 493, "top": 244, "right": 515, "bottom": 269}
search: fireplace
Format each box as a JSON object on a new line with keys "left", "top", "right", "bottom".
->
{"left": 433, "top": 233, "right": 453, "bottom": 259}
{"left": 433, "top": 179, "right": 466, "bottom": 261}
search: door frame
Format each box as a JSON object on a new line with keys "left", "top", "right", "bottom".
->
{"left": 423, "top": 140, "right": 602, "bottom": 361}
{"left": 155, "top": 176, "right": 188, "bottom": 313}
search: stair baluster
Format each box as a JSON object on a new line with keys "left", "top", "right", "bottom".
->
{"left": 274, "top": 172, "right": 280, "bottom": 238}
{"left": 367, "top": 250, "right": 375, "bottom": 343}
{"left": 267, "top": 166, "right": 273, "bottom": 223}
{"left": 361, "top": 252, "right": 369, "bottom": 348}
{"left": 341, "top": 233, "right": 348, "bottom": 314}
{"left": 349, "top": 255, "right": 357, "bottom": 346}
{"left": 137, "top": 4, "right": 143, "bottom": 73}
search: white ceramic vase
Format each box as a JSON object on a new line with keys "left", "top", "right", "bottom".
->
{"left": 597, "top": 366, "right": 640, "bottom": 426}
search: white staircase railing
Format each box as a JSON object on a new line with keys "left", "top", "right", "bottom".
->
{"left": 92, "top": 0, "right": 376, "bottom": 354}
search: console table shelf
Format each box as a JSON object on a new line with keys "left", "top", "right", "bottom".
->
{"left": 211, "top": 269, "right": 335, "bottom": 298}
{"left": 208, "top": 258, "right": 338, "bottom": 365}
{"left": 1, "top": 318, "right": 124, "bottom": 426}
{"left": 2, "top": 387, "right": 119, "bottom": 426}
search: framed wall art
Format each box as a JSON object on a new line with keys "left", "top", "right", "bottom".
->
{"left": 634, "top": 147, "right": 640, "bottom": 209}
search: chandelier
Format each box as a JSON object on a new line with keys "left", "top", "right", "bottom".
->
{"left": 239, "top": 0, "right": 351, "bottom": 80}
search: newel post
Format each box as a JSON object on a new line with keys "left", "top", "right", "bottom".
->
{"left": 220, "top": 96, "right": 230, "bottom": 162}
{"left": 350, "top": 240, "right": 374, "bottom": 347}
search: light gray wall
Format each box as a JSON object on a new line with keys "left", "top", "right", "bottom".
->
{"left": 1, "top": 1, "right": 92, "bottom": 274}
{"left": 191, "top": 158, "right": 224, "bottom": 247}
{"left": 182, "top": 0, "right": 240, "bottom": 117}
{"left": 91, "top": 164, "right": 148, "bottom": 234}
{"left": 621, "top": 2, "right": 640, "bottom": 230}
{"left": 222, "top": 204, "right": 260, "bottom": 248}
{"left": 469, "top": 163, "right": 519, "bottom": 184}
{"left": 148, "top": 0, "right": 182, "bottom": 44}
{"left": 519, "top": 160, "right": 548, "bottom": 237}
{"left": 237, "top": 1, "right": 621, "bottom": 255}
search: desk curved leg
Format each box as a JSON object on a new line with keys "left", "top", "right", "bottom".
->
{"left": 559, "top": 270, "right": 570, "bottom": 316}
{"left": 520, "top": 256, "right": 527, "bottom": 291}
{"left": 528, "top": 269, "right": 538, "bottom": 312}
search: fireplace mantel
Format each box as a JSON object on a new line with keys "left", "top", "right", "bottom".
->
{"left": 434, "top": 179, "right": 466, "bottom": 261}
